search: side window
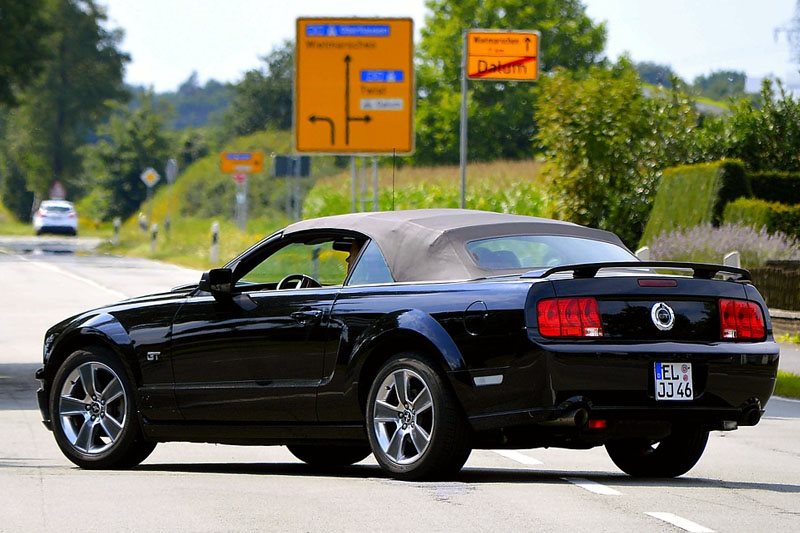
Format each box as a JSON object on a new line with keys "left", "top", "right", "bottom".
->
{"left": 347, "top": 240, "right": 394, "bottom": 285}
{"left": 238, "top": 240, "right": 349, "bottom": 287}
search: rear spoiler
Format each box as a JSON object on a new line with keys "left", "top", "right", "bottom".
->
{"left": 520, "top": 261, "right": 752, "bottom": 281}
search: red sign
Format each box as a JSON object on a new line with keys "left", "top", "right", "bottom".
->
{"left": 233, "top": 173, "right": 247, "bottom": 184}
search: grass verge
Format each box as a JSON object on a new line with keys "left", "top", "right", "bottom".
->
{"left": 776, "top": 371, "right": 800, "bottom": 399}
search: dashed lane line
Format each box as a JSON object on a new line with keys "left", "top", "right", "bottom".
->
{"left": 492, "top": 449, "right": 544, "bottom": 465}
{"left": 561, "top": 477, "right": 622, "bottom": 496}
{"left": 645, "top": 512, "right": 714, "bottom": 533}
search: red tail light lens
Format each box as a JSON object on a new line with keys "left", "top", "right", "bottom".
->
{"left": 67, "top": 211, "right": 76, "bottom": 218}
{"left": 719, "top": 299, "right": 765, "bottom": 340}
{"left": 537, "top": 297, "right": 603, "bottom": 338}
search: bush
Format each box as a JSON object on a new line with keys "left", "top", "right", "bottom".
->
{"left": 724, "top": 198, "right": 800, "bottom": 239}
{"left": 649, "top": 223, "right": 800, "bottom": 268}
{"left": 749, "top": 171, "right": 800, "bottom": 205}
{"left": 641, "top": 160, "right": 749, "bottom": 245}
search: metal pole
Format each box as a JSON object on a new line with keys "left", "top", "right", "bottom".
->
{"left": 459, "top": 30, "right": 468, "bottom": 209}
{"left": 294, "top": 156, "right": 301, "bottom": 221}
{"left": 372, "top": 157, "right": 379, "bottom": 211}
{"left": 360, "top": 156, "right": 367, "bottom": 212}
{"left": 351, "top": 156, "right": 357, "bottom": 213}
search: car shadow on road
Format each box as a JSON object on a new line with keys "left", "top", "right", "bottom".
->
{"left": 135, "top": 462, "right": 800, "bottom": 493}
{"left": 0, "top": 363, "right": 40, "bottom": 410}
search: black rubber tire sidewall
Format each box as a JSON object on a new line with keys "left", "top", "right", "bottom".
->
{"left": 365, "top": 353, "right": 471, "bottom": 481}
{"left": 605, "top": 425, "right": 709, "bottom": 478}
{"left": 50, "top": 347, "right": 154, "bottom": 469}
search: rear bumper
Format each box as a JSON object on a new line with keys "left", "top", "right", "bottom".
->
{"left": 451, "top": 339, "right": 779, "bottom": 433}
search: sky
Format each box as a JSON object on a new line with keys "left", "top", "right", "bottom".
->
{"left": 104, "top": 0, "right": 799, "bottom": 93}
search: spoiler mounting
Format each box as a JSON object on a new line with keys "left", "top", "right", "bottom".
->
{"left": 520, "top": 261, "right": 751, "bottom": 281}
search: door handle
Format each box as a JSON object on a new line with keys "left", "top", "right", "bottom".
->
{"left": 290, "top": 309, "right": 323, "bottom": 324}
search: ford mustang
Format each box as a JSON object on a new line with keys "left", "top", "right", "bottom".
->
{"left": 35, "top": 209, "right": 779, "bottom": 479}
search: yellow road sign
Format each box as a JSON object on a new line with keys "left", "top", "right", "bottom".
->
{"left": 140, "top": 168, "right": 160, "bottom": 188}
{"left": 219, "top": 152, "right": 264, "bottom": 174}
{"left": 295, "top": 17, "right": 414, "bottom": 154}
{"left": 466, "top": 30, "right": 539, "bottom": 82}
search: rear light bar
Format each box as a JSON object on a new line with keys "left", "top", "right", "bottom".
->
{"left": 537, "top": 297, "right": 603, "bottom": 338}
{"left": 719, "top": 299, "right": 766, "bottom": 341}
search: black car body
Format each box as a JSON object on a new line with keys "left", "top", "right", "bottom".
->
{"left": 36, "top": 209, "right": 779, "bottom": 479}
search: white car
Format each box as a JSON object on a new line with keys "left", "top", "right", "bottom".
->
{"left": 33, "top": 200, "right": 78, "bottom": 236}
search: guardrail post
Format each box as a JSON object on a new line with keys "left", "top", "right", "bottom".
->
{"left": 723, "top": 251, "right": 741, "bottom": 269}
{"left": 210, "top": 222, "right": 220, "bottom": 264}
{"left": 150, "top": 223, "right": 158, "bottom": 253}
{"left": 112, "top": 217, "right": 121, "bottom": 245}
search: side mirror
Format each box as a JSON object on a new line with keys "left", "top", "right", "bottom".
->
{"left": 199, "top": 268, "right": 232, "bottom": 298}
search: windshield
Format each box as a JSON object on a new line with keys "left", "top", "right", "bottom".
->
{"left": 466, "top": 235, "right": 637, "bottom": 270}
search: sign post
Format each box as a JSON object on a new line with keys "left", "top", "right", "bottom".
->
{"left": 140, "top": 167, "right": 161, "bottom": 224}
{"left": 164, "top": 158, "right": 178, "bottom": 236}
{"left": 460, "top": 29, "right": 539, "bottom": 207}
{"left": 219, "top": 152, "right": 264, "bottom": 231}
{"left": 295, "top": 18, "right": 414, "bottom": 155}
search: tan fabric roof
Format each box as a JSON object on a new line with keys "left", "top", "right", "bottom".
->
{"left": 283, "top": 209, "right": 627, "bottom": 282}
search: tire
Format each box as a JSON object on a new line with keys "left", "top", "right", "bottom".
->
{"left": 605, "top": 425, "right": 709, "bottom": 478}
{"left": 287, "top": 444, "right": 371, "bottom": 467}
{"left": 366, "top": 352, "right": 471, "bottom": 480}
{"left": 50, "top": 347, "right": 156, "bottom": 469}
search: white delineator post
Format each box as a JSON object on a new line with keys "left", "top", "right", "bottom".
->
{"left": 210, "top": 222, "right": 220, "bottom": 265}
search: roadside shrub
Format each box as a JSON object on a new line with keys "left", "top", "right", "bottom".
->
{"left": 724, "top": 198, "right": 800, "bottom": 239}
{"left": 641, "top": 160, "right": 749, "bottom": 245}
{"left": 749, "top": 171, "right": 800, "bottom": 205}
{"left": 649, "top": 223, "right": 800, "bottom": 268}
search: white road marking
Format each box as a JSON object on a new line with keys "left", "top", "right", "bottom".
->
{"left": 562, "top": 477, "right": 622, "bottom": 496}
{"left": 14, "top": 254, "right": 128, "bottom": 299}
{"left": 492, "top": 449, "right": 543, "bottom": 465}
{"left": 646, "top": 512, "right": 714, "bottom": 532}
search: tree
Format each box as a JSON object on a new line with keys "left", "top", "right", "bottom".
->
{"left": 634, "top": 61, "right": 682, "bottom": 88}
{"left": 224, "top": 41, "right": 293, "bottom": 137}
{"left": 4, "top": 0, "right": 128, "bottom": 203}
{"left": 536, "top": 59, "right": 698, "bottom": 246}
{"left": 693, "top": 70, "right": 747, "bottom": 101}
{"left": 79, "top": 93, "right": 173, "bottom": 220}
{"left": 414, "top": 0, "right": 606, "bottom": 164}
{"left": 0, "top": 0, "right": 52, "bottom": 105}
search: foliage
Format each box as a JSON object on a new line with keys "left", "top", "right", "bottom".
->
{"left": 749, "top": 171, "right": 800, "bottom": 205}
{"left": 0, "top": 0, "right": 128, "bottom": 205}
{"left": 303, "top": 159, "right": 549, "bottom": 218}
{"left": 635, "top": 61, "right": 682, "bottom": 88}
{"left": 224, "top": 41, "right": 293, "bottom": 138}
{"left": 147, "top": 72, "right": 233, "bottom": 130}
{"left": 641, "top": 161, "right": 749, "bottom": 246}
{"left": 775, "top": 371, "right": 800, "bottom": 400}
{"left": 692, "top": 70, "right": 747, "bottom": 100}
{"left": 536, "top": 59, "right": 698, "bottom": 247}
{"left": 0, "top": 0, "right": 52, "bottom": 105}
{"left": 79, "top": 92, "right": 173, "bottom": 220}
{"left": 414, "top": 0, "right": 606, "bottom": 164}
{"left": 701, "top": 79, "right": 800, "bottom": 172}
{"left": 648, "top": 223, "right": 800, "bottom": 268}
{"left": 0, "top": 111, "right": 35, "bottom": 219}
{"left": 723, "top": 198, "right": 800, "bottom": 239}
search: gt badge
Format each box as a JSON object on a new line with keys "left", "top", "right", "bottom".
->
{"left": 651, "top": 302, "right": 675, "bottom": 331}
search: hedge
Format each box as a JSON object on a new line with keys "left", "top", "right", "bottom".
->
{"left": 723, "top": 197, "right": 800, "bottom": 239}
{"left": 641, "top": 160, "right": 750, "bottom": 246}
{"left": 749, "top": 171, "right": 800, "bottom": 205}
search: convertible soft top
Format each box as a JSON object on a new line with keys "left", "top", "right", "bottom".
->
{"left": 284, "top": 209, "right": 628, "bottom": 282}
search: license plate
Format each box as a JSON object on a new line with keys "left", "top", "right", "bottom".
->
{"left": 654, "top": 362, "right": 693, "bottom": 401}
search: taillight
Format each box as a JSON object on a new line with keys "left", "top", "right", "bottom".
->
{"left": 537, "top": 297, "right": 603, "bottom": 338}
{"left": 67, "top": 212, "right": 76, "bottom": 218}
{"left": 719, "top": 299, "right": 765, "bottom": 340}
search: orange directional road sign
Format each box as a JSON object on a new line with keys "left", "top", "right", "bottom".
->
{"left": 219, "top": 152, "right": 264, "bottom": 174}
{"left": 295, "top": 18, "right": 414, "bottom": 154}
{"left": 466, "top": 30, "right": 539, "bottom": 82}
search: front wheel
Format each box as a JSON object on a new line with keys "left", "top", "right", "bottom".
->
{"left": 605, "top": 425, "right": 709, "bottom": 478}
{"left": 366, "top": 353, "right": 471, "bottom": 480}
{"left": 50, "top": 347, "right": 156, "bottom": 469}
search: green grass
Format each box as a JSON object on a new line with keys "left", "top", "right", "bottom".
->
{"left": 776, "top": 371, "right": 800, "bottom": 399}
{"left": 777, "top": 333, "right": 800, "bottom": 344}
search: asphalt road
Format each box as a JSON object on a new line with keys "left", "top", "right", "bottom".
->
{"left": 0, "top": 248, "right": 798, "bottom": 532}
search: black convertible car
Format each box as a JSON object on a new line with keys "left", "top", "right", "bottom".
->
{"left": 36, "top": 209, "right": 779, "bottom": 479}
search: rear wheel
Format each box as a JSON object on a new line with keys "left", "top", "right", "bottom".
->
{"left": 50, "top": 347, "right": 156, "bottom": 469}
{"left": 287, "top": 444, "right": 371, "bottom": 467}
{"left": 605, "top": 425, "right": 709, "bottom": 478}
{"left": 366, "top": 352, "right": 471, "bottom": 480}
